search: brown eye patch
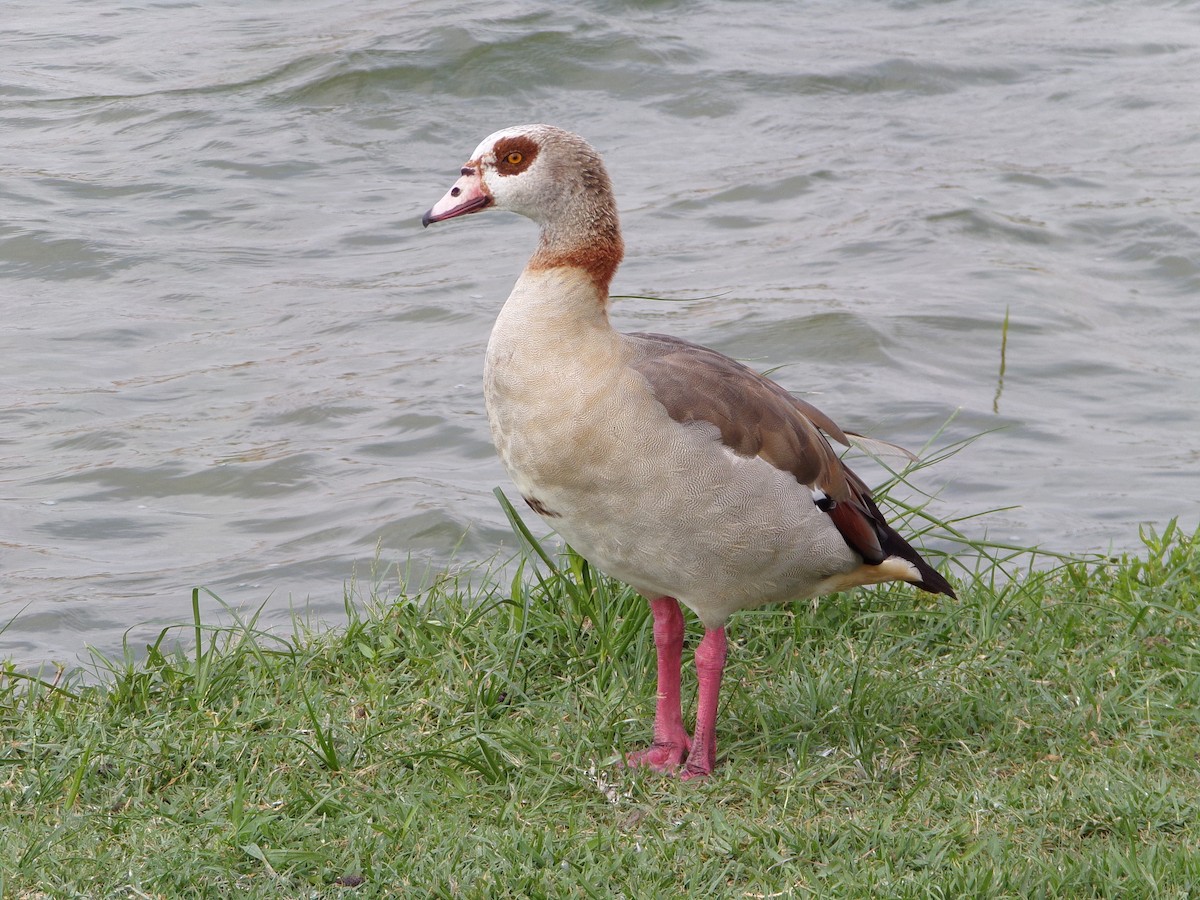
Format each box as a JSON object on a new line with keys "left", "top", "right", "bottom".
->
{"left": 493, "top": 135, "right": 539, "bottom": 176}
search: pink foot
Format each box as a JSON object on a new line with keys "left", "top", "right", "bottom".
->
{"left": 625, "top": 737, "right": 691, "bottom": 773}
{"left": 625, "top": 597, "right": 691, "bottom": 774}
{"left": 679, "top": 626, "right": 727, "bottom": 781}
{"left": 623, "top": 601, "right": 727, "bottom": 781}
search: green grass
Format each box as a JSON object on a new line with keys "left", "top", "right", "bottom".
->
{"left": 2, "top": 510, "right": 1199, "bottom": 898}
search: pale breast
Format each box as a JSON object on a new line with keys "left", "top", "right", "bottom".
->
{"left": 485, "top": 340, "right": 858, "bottom": 625}
{"left": 481, "top": 268, "right": 861, "bottom": 626}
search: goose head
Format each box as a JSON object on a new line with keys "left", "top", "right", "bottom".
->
{"left": 422, "top": 124, "right": 624, "bottom": 289}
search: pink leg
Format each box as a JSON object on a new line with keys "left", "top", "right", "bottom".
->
{"left": 625, "top": 596, "right": 691, "bottom": 772}
{"left": 682, "top": 626, "right": 727, "bottom": 779}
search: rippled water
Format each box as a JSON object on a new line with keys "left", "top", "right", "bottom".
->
{"left": 4, "top": 0, "right": 1199, "bottom": 666}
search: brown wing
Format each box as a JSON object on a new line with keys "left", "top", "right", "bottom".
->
{"left": 624, "top": 332, "right": 955, "bottom": 598}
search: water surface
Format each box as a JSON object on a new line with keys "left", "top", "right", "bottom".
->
{"left": 3, "top": 0, "right": 1199, "bottom": 665}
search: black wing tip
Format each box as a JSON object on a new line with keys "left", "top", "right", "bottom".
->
{"left": 874, "top": 519, "right": 957, "bottom": 600}
{"left": 915, "top": 565, "right": 957, "bottom": 600}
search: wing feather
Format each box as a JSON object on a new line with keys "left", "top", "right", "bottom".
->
{"left": 624, "top": 331, "right": 954, "bottom": 598}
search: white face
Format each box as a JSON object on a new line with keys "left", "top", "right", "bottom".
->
{"left": 469, "top": 125, "right": 560, "bottom": 223}
{"left": 468, "top": 125, "right": 527, "bottom": 163}
{"left": 423, "top": 124, "right": 568, "bottom": 228}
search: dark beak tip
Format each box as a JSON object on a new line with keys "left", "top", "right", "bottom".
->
{"left": 421, "top": 209, "right": 435, "bottom": 228}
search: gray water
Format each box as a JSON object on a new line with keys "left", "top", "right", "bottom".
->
{"left": 4, "top": 0, "right": 1199, "bottom": 667}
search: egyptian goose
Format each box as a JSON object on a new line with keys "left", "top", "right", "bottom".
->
{"left": 423, "top": 125, "right": 955, "bottom": 779}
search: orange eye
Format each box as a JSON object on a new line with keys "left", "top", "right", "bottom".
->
{"left": 506, "top": 151, "right": 523, "bottom": 165}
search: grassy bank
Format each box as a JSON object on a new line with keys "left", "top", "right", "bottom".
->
{"left": 2, "top": 516, "right": 1199, "bottom": 898}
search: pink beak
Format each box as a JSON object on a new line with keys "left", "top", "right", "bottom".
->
{"left": 422, "top": 167, "right": 491, "bottom": 227}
